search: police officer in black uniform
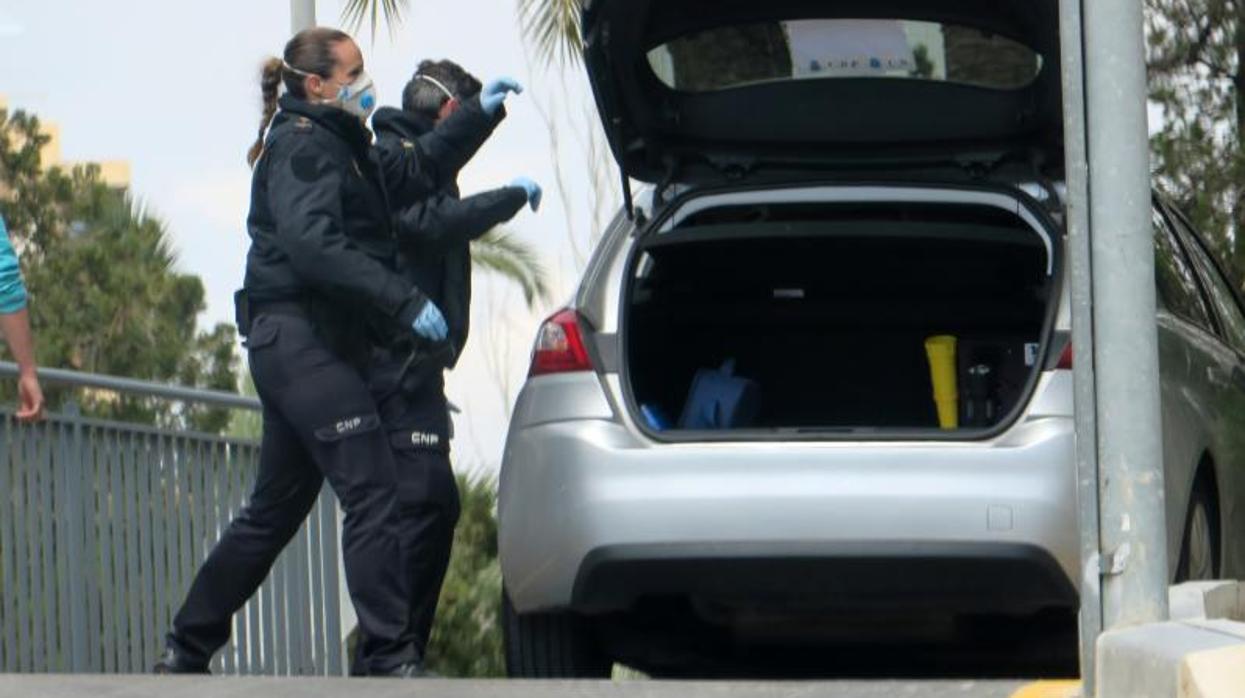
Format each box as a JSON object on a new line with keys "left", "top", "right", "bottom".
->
{"left": 364, "top": 59, "right": 541, "bottom": 669}
{"left": 155, "top": 28, "right": 504, "bottom": 677}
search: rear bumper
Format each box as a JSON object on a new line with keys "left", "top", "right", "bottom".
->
{"left": 499, "top": 373, "right": 1079, "bottom": 616}
{"left": 500, "top": 418, "right": 1075, "bottom": 614}
{"left": 573, "top": 542, "right": 1077, "bottom": 615}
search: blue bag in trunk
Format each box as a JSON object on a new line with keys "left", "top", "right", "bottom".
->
{"left": 678, "top": 359, "right": 761, "bottom": 430}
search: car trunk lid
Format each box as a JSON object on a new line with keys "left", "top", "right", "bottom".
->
{"left": 582, "top": 0, "right": 1063, "bottom": 185}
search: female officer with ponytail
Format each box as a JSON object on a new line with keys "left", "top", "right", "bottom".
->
{"left": 155, "top": 27, "right": 514, "bottom": 678}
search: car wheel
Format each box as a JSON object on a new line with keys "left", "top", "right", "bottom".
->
{"left": 1176, "top": 479, "right": 1219, "bottom": 582}
{"left": 503, "top": 589, "right": 612, "bottom": 678}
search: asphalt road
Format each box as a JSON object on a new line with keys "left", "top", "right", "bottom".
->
{"left": 0, "top": 675, "right": 1057, "bottom": 698}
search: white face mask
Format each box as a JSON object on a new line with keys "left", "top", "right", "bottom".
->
{"left": 285, "top": 62, "right": 378, "bottom": 122}
{"left": 332, "top": 71, "right": 378, "bottom": 122}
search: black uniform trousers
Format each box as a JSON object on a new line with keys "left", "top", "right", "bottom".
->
{"left": 350, "top": 350, "right": 460, "bottom": 673}
{"left": 168, "top": 311, "right": 416, "bottom": 674}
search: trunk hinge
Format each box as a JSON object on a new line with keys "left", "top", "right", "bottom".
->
{"left": 620, "top": 167, "right": 634, "bottom": 221}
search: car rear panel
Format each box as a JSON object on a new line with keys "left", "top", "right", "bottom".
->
{"left": 501, "top": 181, "right": 1076, "bottom": 615}
{"left": 499, "top": 369, "right": 1077, "bottom": 614}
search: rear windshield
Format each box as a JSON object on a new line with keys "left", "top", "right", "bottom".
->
{"left": 647, "top": 19, "right": 1043, "bottom": 93}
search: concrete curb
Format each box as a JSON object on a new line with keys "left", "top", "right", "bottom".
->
{"left": 1168, "top": 582, "right": 1244, "bottom": 623}
{"left": 0, "top": 676, "right": 1030, "bottom": 698}
{"left": 1096, "top": 619, "right": 1245, "bottom": 698}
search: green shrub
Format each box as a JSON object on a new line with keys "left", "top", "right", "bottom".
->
{"left": 424, "top": 471, "right": 505, "bottom": 677}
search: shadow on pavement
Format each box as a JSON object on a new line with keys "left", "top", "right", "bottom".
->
{"left": 602, "top": 602, "right": 1080, "bottom": 680}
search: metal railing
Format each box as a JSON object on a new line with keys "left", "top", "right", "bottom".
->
{"left": 0, "top": 363, "right": 347, "bottom": 676}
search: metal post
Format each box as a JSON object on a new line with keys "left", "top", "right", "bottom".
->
{"left": 61, "top": 402, "right": 90, "bottom": 672}
{"left": 1082, "top": 0, "right": 1170, "bottom": 632}
{"left": 291, "top": 0, "right": 316, "bottom": 33}
{"left": 1059, "top": 0, "right": 1102, "bottom": 689}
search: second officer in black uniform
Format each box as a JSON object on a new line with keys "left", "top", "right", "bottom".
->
{"left": 156, "top": 27, "right": 502, "bottom": 677}
{"left": 365, "top": 58, "right": 541, "bottom": 668}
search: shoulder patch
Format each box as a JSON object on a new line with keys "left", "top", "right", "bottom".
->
{"left": 290, "top": 152, "right": 321, "bottom": 182}
{"left": 294, "top": 116, "right": 314, "bottom": 132}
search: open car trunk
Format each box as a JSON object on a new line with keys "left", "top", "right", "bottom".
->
{"left": 624, "top": 197, "right": 1059, "bottom": 437}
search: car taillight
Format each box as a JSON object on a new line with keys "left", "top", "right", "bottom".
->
{"left": 1057, "top": 343, "right": 1073, "bottom": 370}
{"left": 529, "top": 308, "right": 593, "bottom": 376}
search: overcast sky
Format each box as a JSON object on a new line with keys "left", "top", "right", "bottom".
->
{"left": 0, "top": 0, "right": 614, "bottom": 472}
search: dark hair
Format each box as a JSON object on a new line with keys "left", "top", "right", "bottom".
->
{"left": 401, "top": 59, "right": 482, "bottom": 120}
{"left": 247, "top": 27, "right": 352, "bottom": 167}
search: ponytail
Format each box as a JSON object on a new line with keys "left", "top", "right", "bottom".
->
{"left": 247, "top": 57, "right": 285, "bottom": 168}
{"left": 246, "top": 28, "right": 352, "bottom": 168}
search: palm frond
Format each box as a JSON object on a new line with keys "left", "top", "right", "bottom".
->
{"left": 470, "top": 229, "right": 550, "bottom": 308}
{"left": 111, "top": 194, "right": 178, "bottom": 270}
{"left": 340, "top": 0, "right": 407, "bottom": 42}
{"left": 517, "top": 0, "right": 584, "bottom": 69}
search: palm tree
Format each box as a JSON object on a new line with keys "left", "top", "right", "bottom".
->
{"left": 516, "top": 0, "right": 583, "bottom": 68}
{"left": 339, "top": 0, "right": 407, "bottom": 40}
{"left": 471, "top": 229, "right": 550, "bottom": 307}
{"left": 340, "top": 0, "right": 582, "bottom": 67}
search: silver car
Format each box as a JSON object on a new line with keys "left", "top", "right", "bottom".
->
{"left": 499, "top": 0, "right": 1245, "bottom": 677}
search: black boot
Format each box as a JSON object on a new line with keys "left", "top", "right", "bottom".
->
{"left": 153, "top": 647, "right": 210, "bottom": 675}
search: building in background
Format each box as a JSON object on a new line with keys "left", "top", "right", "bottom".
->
{"left": 1, "top": 93, "right": 131, "bottom": 189}
{"left": 0, "top": 94, "right": 133, "bottom": 407}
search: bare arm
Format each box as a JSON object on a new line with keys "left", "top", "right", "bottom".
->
{"left": 0, "top": 217, "right": 44, "bottom": 422}
{"left": 0, "top": 308, "right": 36, "bottom": 374}
{"left": 0, "top": 308, "right": 43, "bottom": 423}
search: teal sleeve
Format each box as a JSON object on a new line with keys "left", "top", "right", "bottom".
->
{"left": 0, "top": 217, "right": 29, "bottom": 314}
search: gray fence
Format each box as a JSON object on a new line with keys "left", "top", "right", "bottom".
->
{"left": 0, "top": 364, "right": 347, "bottom": 676}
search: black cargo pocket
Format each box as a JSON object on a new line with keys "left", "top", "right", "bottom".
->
{"left": 314, "top": 414, "right": 381, "bottom": 443}
{"left": 243, "top": 316, "right": 280, "bottom": 350}
{"left": 389, "top": 442, "right": 455, "bottom": 510}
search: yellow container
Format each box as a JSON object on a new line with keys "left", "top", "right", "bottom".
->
{"left": 924, "top": 335, "right": 959, "bottom": 430}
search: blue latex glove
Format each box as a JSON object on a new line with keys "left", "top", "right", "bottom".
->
{"left": 480, "top": 77, "right": 523, "bottom": 116}
{"left": 411, "top": 301, "right": 449, "bottom": 342}
{"left": 511, "top": 176, "right": 543, "bottom": 212}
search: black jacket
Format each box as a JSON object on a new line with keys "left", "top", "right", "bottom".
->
{"left": 372, "top": 107, "right": 528, "bottom": 364}
{"left": 242, "top": 95, "right": 498, "bottom": 358}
